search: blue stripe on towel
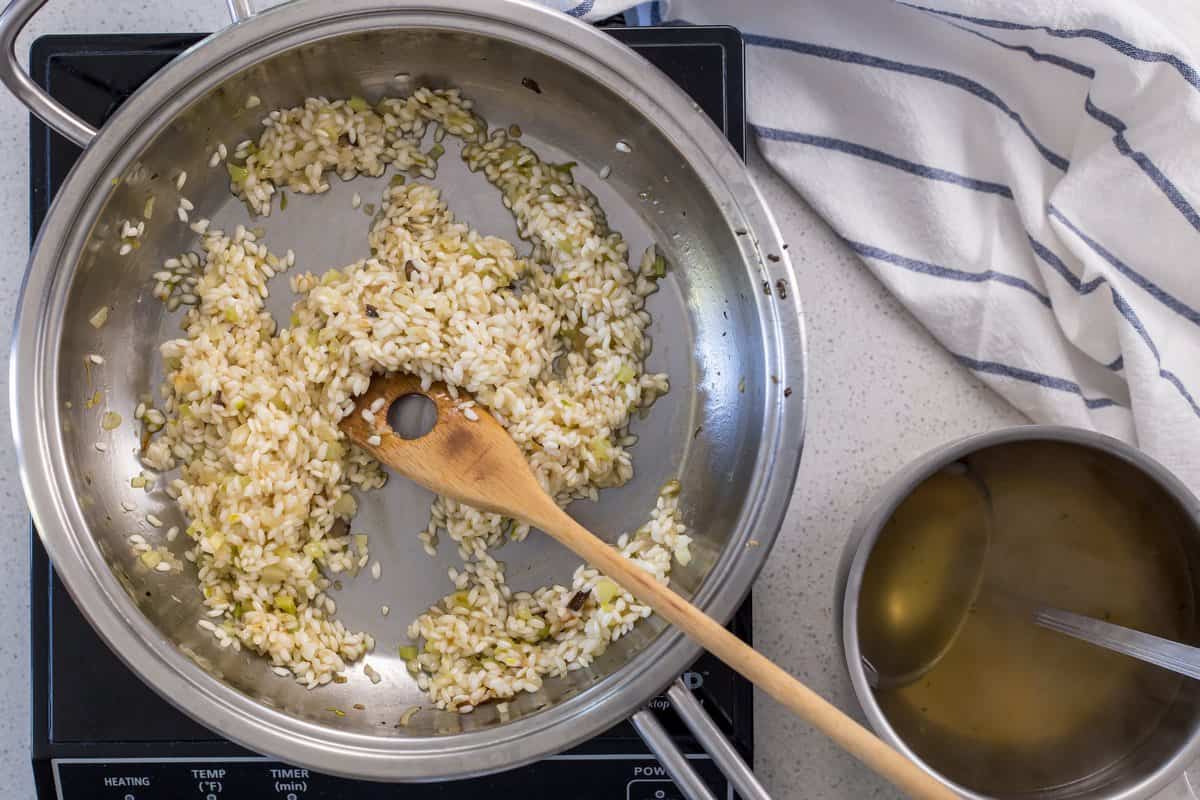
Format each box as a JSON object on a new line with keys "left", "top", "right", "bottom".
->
{"left": 566, "top": 0, "right": 593, "bottom": 17}
{"left": 752, "top": 126, "right": 1014, "bottom": 197}
{"left": 944, "top": 20, "right": 1095, "bottom": 77}
{"left": 1026, "top": 235, "right": 1106, "bottom": 294}
{"left": 847, "top": 240, "right": 1052, "bottom": 307}
{"left": 748, "top": 123, "right": 1100, "bottom": 295}
{"left": 899, "top": 2, "right": 1200, "bottom": 94}
{"left": 938, "top": 20, "right": 1200, "bottom": 233}
{"left": 1024, "top": 237, "right": 1125, "bottom": 372}
{"left": 1048, "top": 205, "right": 1200, "bottom": 327}
{"left": 1110, "top": 291, "right": 1200, "bottom": 417}
{"left": 739, "top": 32, "right": 1070, "bottom": 171}
{"left": 1082, "top": 97, "right": 1200, "bottom": 233}
{"left": 954, "top": 353, "right": 1122, "bottom": 408}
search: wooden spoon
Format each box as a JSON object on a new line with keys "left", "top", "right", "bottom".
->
{"left": 341, "top": 374, "right": 956, "bottom": 800}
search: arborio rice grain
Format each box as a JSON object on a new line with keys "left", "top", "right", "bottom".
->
{"left": 142, "top": 88, "right": 691, "bottom": 710}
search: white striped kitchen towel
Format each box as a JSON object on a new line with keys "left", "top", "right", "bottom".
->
{"left": 542, "top": 0, "right": 1200, "bottom": 491}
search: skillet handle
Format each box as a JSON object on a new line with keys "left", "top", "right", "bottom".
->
{"left": 668, "top": 679, "right": 772, "bottom": 800}
{"left": 225, "top": 0, "right": 254, "bottom": 22}
{"left": 0, "top": 0, "right": 257, "bottom": 147}
{"left": 631, "top": 709, "right": 719, "bottom": 800}
{"left": 631, "top": 679, "right": 773, "bottom": 800}
{"left": 0, "top": 0, "right": 97, "bottom": 146}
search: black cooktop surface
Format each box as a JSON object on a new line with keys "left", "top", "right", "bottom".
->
{"left": 29, "top": 25, "right": 749, "bottom": 800}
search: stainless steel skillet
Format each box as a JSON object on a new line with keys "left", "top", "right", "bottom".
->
{"left": 2, "top": 0, "right": 805, "bottom": 792}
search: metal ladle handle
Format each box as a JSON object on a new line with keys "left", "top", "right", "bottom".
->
{"left": 0, "top": 0, "right": 255, "bottom": 147}
{"left": 1035, "top": 607, "right": 1200, "bottom": 680}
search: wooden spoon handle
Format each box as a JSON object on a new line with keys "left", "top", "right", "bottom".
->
{"left": 527, "top": 501, "right": 958, "bottom": 800}
{"left": 342, "top": 374, "right": 953, "bottom": 798}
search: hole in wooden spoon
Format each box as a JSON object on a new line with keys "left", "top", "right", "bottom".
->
{"left": 388, "top": 393, "right": 437, "bottom": 440}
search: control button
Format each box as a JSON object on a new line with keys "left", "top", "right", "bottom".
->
{"left": 627, "top": 778, "right": 686, "bottom": 800}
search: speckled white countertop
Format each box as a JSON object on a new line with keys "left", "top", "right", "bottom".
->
{"left": 0, "top": 4, "right": 1042, "bottom": 798}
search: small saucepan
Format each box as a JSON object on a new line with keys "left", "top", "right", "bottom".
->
{"left": 838, "top": 426, "right": 1200, "bottom": 799}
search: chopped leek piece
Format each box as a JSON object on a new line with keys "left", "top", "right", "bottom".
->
{"left": 206, "top": 530, "right": 226, "bottom": 553}
{"left": 588, "top": 436, "right": 612, "bottom": 460}
{"left": 594, "top": 579, "right": 620, "bottom": 606}
{"left": 332, "top": 493, "right": 358, "bottom": 516}
{"left": 652, "top": 254, "right": 666, "bottom": 278}
{"left": 260, "top": 563, "right": 287, "bottom": 583}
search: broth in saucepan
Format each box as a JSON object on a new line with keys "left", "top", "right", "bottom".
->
{"left": 861, "top": 441, "right": 1195, "bottom": 795}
